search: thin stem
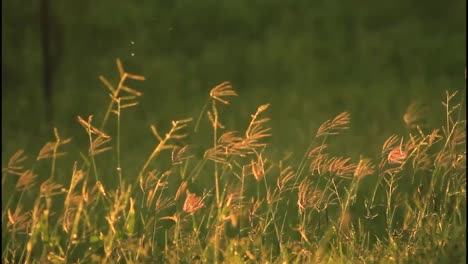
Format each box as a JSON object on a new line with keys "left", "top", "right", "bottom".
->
{"left": 115, "top": 98, "right": 123, "bottom": 188}
{"left": 100, "top": 73, "right": 127, "bottom": 131}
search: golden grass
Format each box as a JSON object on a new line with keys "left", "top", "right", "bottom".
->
{"left": 1, "top": 60, "right": 465, "bottom": 263}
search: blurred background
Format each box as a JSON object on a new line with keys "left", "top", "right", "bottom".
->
{"left": 2, "top": 0, "right": 465, "bottom": 172}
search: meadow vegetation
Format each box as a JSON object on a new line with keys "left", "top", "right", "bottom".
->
{"left": 2, "top": 60, "right": 466, "bottom": 263}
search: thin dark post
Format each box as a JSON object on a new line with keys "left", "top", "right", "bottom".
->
{"left": 39, "top": 0, "right": 62, "bottom": 126}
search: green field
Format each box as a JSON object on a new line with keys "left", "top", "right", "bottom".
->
{"left": 2, "top": 1, "right": 466, "bottom": 263}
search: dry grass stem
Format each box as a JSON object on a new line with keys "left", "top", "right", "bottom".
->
{"left": 3, "top": 149, "right": 28, "bottom": 176}
{"left": 77, "top": 116, "right": 110, "bottom": 138}
{"left": 16, "top": 170, "right": 37, "bottom": 191}
{"left": 175, "top": 181, "right": 188, "bottom": 201}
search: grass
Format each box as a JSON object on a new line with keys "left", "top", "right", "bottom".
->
{"left": 2, "top": 59, "right": 466, "bottom": 263}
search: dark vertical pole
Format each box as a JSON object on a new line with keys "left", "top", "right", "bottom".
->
{"left": 40, "top": 0, "right": 53, "bottom": 125}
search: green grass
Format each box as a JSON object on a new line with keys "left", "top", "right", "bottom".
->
{"left": 2, "top": 60, "right": 466, "bottom": 263}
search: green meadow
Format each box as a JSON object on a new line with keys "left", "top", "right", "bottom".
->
{"left": 2, "top": 1, "right": 465, "bottom": 263}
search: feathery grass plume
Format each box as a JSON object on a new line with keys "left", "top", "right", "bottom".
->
{"left": 354, "top": 158, "right": 374, "bottom": 180}
{"left": 194, "top": 81, "right": 235, "bottom": 132}
{"left": 209, "top": 81, "right": 237, "bottom": 104}
{"left": 308, "top": 144, "right": 328, "bottom": 158}
{"left": 82, "top": 179, "right": 97, "bottom": 205}
{"left": 36, "top": 128, "right": 72, "bottom": 160}
{"left": 250, "top": 152, "right": 271, "bottom": 182}
{"left": 183, "top": 192, "right": 205, "bottom": 214}
{"left": 325, "top": 157, "right": 357, "bottom": 178}
{"left": 204, "top": 147, "right": 230, "bottom": 164}
{"left": 204, "top": 131, "right": 247, "bottom": 163}
{"left": 3, "top": 149, "right": 28, "bottom": 176}
{"left": 40, "top": 180, "right": 66, "bottom": 197}
{"left": 297, "top": 179, "right": 322, "bottom": 214}
{"left": 139, "top": 118, "right": 192, "bottom": 190}
{"left": 142, "top": 169, "right": 164, "bottom": 192}
{"left": 382, "top": 134, "right": 400, "bottom": 155}
{"left": 244, "top": 104, "right": 271, "bottom": 149}
{"left": 316, "top": 112, "right": 350, "bottom": 137}
{"left": 155, "top": 196, "right": 175, "bottom": 211}
{"left": 68, "top": 163, "right": 85, "bottom": 195}
{"left": 276, "top": 165, "right": 295, "bottom": 192}
{"left": 145, "top": 170, "right": 170, "bottom": 208}
{"left": 175, "top": 181, "right": 188, "bottom": 201}
{"left": 100, "top": 58, "right": 145, "bottom": 130}
{"left": 428, "top": 129, "right": 443, "bottom": 146}
{"left": 77, "top": 115, "right": 112, "bottom": 156}
{"left": 95, "top": 181, "right": 108, "bottom": 198}
{"left": 204, "top": 104, "right": 271, "bottom": 163}
{"left": 171, "top": 145, "right": 193, "bottom": 164}
{"left": 219, "top": 131, "right": 249, "bottom": 156}
{"left": 16, "top": 170, "right": 37, "bottom": 191}
{"left": 403, "top": 101, "right": 427, "bottom": 128}
{"left": 89, "top": 135, "right": 113, "bottom": 156}
{"left": 387, "top": 146, "right": 407, "bottom": 165}
{"left": 7, "top": 206, "right": 31, "bottom": 233}
{"left": 309, "top": 153, "right": 329, "bottom": 175}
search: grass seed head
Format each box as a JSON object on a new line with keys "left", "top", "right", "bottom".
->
{"left": 183, "top": 192, "right": 205, "bottom": 214}
{"left": 209, "top": 81, "right": 237, "bottom": 104}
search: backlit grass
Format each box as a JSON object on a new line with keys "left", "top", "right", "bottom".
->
{"left": 2, "top": 60, "right": 466, "bottom": 263}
